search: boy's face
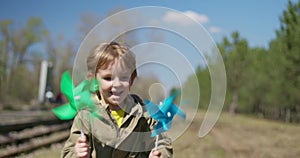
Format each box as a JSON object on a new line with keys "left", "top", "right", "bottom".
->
{"left": 96, "top": 59, "right": 131, "bottom": 107}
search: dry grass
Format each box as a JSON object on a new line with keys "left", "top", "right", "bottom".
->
{"left": 20, "top": 111, "right": 300, "bottom": 158}
{"left": 173, "top": 111, "right": 300, "bottom": 158}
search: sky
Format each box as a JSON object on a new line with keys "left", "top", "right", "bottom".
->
{"left": 0, "top": 0, "right": 297, "bottom": 49}
{"left": 1, "top": 0, "right": 297, "bottom": 92}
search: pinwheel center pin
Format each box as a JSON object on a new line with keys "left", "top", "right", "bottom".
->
{"left": 75, "top": 95, "right": 81, "bottom": 100}
{"left": 167, "top": 112, "right": 171, "bottom": 117}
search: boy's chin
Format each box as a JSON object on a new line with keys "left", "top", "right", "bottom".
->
{"left": 102, "top": 93, "right": 127, "bottom": 106}
{"left": 109, "top": 101, "right": 121, "bottom": 106}
{"left": 107, "top": 97, "right": 124, "bottom": 106}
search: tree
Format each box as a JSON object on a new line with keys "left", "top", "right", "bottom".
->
{"left": 0, "top": 19, "right": 13, "bottom": 100}
{"left": 218, "top": 32, "right": 250, "bottom": 114}
{"left": 44, "top": 32, "right": 74, "bottom": 94}
{"left": 269, "top": 0, "right": 300, "bottom": 122}
{"left": 239, "top": 47, "right": 268, "bottom": 115}
{"left": 196, "top": 67, "right": 211, "bottom": 109}
{"left": 0, "top": 17, "right": 47, "bottom": 103}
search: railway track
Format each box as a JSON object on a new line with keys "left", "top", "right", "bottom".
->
{"left": 0, "top": 118, "right": 72, "bottom": 158}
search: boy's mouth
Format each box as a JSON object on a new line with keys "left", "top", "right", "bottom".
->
{"left": 110, "top": 91, "right": 122, "bottom": 96}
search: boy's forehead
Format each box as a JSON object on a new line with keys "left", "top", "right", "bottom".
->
{"left": 107, "top": 59, "right": 126, "bottom": 69}
{"left": 101, "top": 59, "right": 131, "bottom": 74}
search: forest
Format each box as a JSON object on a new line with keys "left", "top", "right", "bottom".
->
{"left": 0, "top": 1, "right": 299, "bottom": 124}
{"left": 193, "top": 0, "right": 300, "bottom": 123}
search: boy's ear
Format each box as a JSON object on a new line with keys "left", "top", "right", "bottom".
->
{"left": 87, "top": 71, "right": 97, "bottom": 80}
{"left": 129, "top": 70, "right": 137, "bottom": 87}
{"left": 87, "top": 71, "right": 94, "bottom": 79}
{"left": 129, "top": 76, "right": 136, "bottom": 87}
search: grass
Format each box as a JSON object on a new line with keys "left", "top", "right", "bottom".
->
{"left": 173, "top": 111, "right": 300, "bottom": 158}
{"left": 18, "top": 111, "right": 300, "bottom": 158}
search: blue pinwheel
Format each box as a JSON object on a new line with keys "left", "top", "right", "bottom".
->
{"left": 145, "top": 93, "right": 186, "bottom": 137}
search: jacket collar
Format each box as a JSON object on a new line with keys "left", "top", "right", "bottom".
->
{"left": 92, "top": 93, "right": 144, "bottom": 119}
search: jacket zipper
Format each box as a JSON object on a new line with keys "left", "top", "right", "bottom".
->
{"left": 106, "top": 108, "right": 120, "bottom": 138}
{"left": 105, "top": 108, "right": 120, "bottom": 157}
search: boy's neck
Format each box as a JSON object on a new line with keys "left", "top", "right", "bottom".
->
{"left": 109, "top": 104, "right": 121, "bottom": 111}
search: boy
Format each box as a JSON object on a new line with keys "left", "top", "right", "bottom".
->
{"left": 62, "top": 42, "right": 173, "bottom": 158}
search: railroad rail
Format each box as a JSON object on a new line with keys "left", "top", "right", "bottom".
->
{"left": 0, "top": 118, "right": 72, "bottom": 158}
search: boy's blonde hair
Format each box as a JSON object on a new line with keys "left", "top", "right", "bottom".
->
{"left": 87, "top": 42, "right": 137, "bottom": 85}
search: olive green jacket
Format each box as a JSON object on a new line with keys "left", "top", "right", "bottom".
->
{"left": 61, "top": 94, "right": 173, "bottom": 158}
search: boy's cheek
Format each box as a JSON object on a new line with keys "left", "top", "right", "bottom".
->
{"left": 100, "top": 86, "right": 111, "bottom": 92}
{"left": 99, "top": 80, "right": 111, "bottom": 87}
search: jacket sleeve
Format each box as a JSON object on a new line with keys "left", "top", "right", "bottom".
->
{"left": 61, "top": 111, "right": 91, "bottom": 158}
{"left": 147, "top": 117, "right": 173, "bottom": 158}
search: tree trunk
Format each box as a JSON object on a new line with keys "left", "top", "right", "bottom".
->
{"left": 229, "top": 91, "right": 238, "bottom": 115}
{"left": 285, "top": 108, "right": 291, "bottom": 123}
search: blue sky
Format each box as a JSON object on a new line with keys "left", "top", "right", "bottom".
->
{"left": 1, "top": 0, "right": 296, "bottom": 92}
{"left": 0, "top": 0, "right": 296, "bottom": 48}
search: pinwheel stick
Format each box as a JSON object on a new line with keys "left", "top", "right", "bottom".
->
{"left": 81, "top": 129, "right": 84, "bottom": 138}
{"left": 75, "top": 93, "right": 86, "bottom": 138}
{"left": 79, "top": 112, "right": 85, "bottom": 138}
{"left": 155, "top": 135, "right": 159, "bottom": 151}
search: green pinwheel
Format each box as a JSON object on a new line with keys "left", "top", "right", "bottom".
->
{"left": 52, "top": 71, "right": 99, "bottom": 120}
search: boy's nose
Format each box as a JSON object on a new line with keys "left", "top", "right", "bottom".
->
{"left": 112, "top": 77, "right": 121, "bottom": 87}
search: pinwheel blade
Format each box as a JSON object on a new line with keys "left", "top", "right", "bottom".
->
{"left": 171, "top": 103, "right": 186, "bottom": 119}
{"left": 144, "top": 100, "right": 164, "bottom": 119}
{"left": 145, "top": 94, "right": 186, "bottom": 137}
{"left": 151, "top": 122, "right": 165, "bottom": 137}
{"left": 52, "top": 71, "right": 101, "bottom": 120}
{"left": 60, "top": 71, "right": 74, "bottom": 102}
{"left": 51, "top": 103, "right": 77, "bottom": 120}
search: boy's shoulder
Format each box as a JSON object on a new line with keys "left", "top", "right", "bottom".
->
{"left": 130, "top": 94, "right": 144, "bottom": 106}
{"left": 130, "top": 94, "right": 153, "bottom": 118}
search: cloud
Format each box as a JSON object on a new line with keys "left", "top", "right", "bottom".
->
{"left": 163, "top": 10, "right": 209, "bottom": 25}
{"left": 183, "top": 11, "right": 209, "bottom": 24}
{"left": 160, "top": 10, "right": 222, "bottom": 34}
{"left": 209, "top": 26, "right": 221, "bottom": 33}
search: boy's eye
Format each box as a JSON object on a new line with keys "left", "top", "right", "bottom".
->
{"left": 120, "top": 76, "right": 130, "bottom": 81}
{"left": 103, "top": 77, "right": 112, "bottom": 81}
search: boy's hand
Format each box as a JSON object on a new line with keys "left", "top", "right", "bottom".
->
{"left": 75, "top": 135, "right": 90, "bottom": 158}
{"left": 149, "top": 149, "right": 162, "bottom": 158}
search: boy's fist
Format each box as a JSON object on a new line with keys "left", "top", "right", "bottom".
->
{"left": 149, "top": 149, "right": 162, "bottom": 158}
{"left": 75, "top": 135, "right": 90, "bottom": 158}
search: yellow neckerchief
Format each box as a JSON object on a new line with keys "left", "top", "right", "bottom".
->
{"left": 111, "top": 107, "right": 126, "bottom": 128}
{"left": 96, "top": 92, "right": 130, "bottom": 128}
